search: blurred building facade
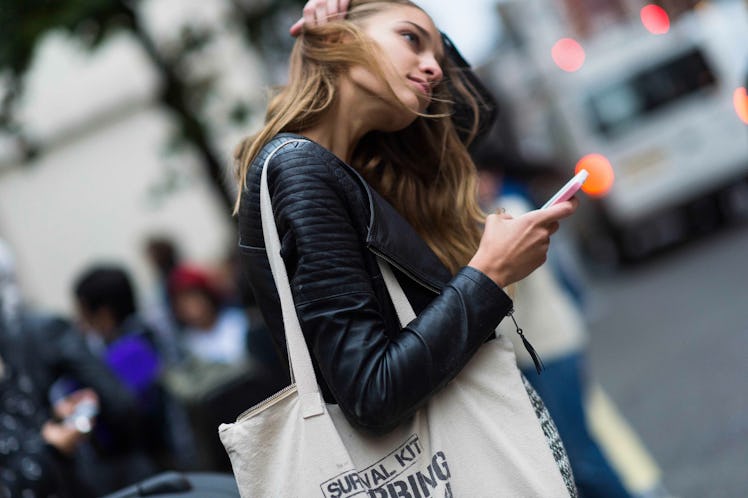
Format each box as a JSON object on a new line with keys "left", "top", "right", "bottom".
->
{"left": 0, "top": 0, "right": 270, "bottom": 314}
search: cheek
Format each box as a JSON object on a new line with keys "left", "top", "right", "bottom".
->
{"left": 349, "top": 66, "right": 386, "bottom": 95}
{"left": 347, "top": 62, "right": 421, "bottom": 129}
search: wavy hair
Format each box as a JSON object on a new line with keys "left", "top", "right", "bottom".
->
{"left": 234, "top": 0, "right": 487, "bottom": 274}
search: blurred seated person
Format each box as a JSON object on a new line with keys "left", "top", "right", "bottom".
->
{"left": 215, "top": 246, "right": 290, "bottom": 380}
{"left": 72, "top": 264, "right": 168, "bottom": 494}
{"left": 0, "top": 242, "right": 101, "bottom": 497}
{"left": 74, "top": 265, "right": 162, "bottom": 410}
{"left": 167, "top": 265, "right": 249, "bottom": 366}
{"left": 0, "top": 331, "right": 97, "bottom": 498}
{"left": 164, "top": 265, "right": 288, "bottom": 470}
{"left": 0, "top": 240, "right": 138, "bottom": 432}
{"left": 161, "top": 265, "right": 290, "bottom": 450}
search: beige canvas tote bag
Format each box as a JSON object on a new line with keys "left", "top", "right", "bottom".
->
{"left": 219, "top": 139, "right": 571, "bottom": 498}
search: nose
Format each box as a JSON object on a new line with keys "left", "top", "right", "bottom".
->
{"left": 421, "top": 54, "right": 443, "bottom": 84}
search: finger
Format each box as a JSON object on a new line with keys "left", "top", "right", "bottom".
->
{"left": 54, "top": 401, "right": 74, "bottom": 419}
{"left": 547, "top": 221, "right": 560, "bottom": 236}
{"left": 562, "top": 196, "right": 580, "bottom": 210}
{"left": 536, "top": 199, "right": 576, "bottom": 221}
{"left": 303, "top": 3, "right": 316, "bottom": 28}
{"left": 487, "top": 212, "right": 513, "bottom": 223}
{"left": 289, "top": 17, "right": 304, "bottom": 36}
{"left": 328, "top": 0, "right": 340, "bottom": 20}
{"left": 340, "top": 0, "right": 351, "bottom": 18}
{"left": 316, "top": 0, "right": 328, "bottom": 25}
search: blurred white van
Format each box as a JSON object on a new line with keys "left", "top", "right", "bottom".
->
{"left": 554, "top": 1, "right": 748, "bottom": 259}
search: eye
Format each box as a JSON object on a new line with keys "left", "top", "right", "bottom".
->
{"left": 401, "top": 31, "right": 421, "bottom": 48}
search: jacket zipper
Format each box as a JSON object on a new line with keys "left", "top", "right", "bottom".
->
{"left": 368, "top": 246, "right": 441, "bottom": 294}
{"left": 507, "top": 308, "right": 545, "bottom": 375}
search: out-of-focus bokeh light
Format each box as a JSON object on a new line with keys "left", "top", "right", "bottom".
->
{"left": 551, "top": 38, "right": 585, "bottom": 72}
{"left": 735, "top": 87, "right": 748, "bottom": 125}
{"left": 576, "top": 154, "right": 615, "bottom": 197}
{"left": 640, "top": 4, "right": 671, "bottom": 34}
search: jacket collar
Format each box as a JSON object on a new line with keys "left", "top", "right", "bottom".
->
{"left": 277, "top": 133, "right": 453, "bottom": 293}
{"left": 364, "top": 187, "right": 452, "bottom": 294}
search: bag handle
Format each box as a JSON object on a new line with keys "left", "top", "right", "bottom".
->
{"left": 260, "top": 139, "right": 419, "bottom": 417}
{"left": 260, "top": 139, "right": 326, "bottom": 418}
{"left": 375, "top": 260, "right": 416, "bottom": 327}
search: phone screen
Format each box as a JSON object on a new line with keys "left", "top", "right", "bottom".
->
{"left": 541, "top": 169, "right": 588, "bottom": 209}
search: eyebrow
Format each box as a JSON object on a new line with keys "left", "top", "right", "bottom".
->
{"left": 401, "top": 21, "right": 445, "bottom": 61}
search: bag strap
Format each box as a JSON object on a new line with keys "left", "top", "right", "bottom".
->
{"left": 259, "top": 138, "right": 419, "bottom": 417}
{"left": 260, "top": 139, "right": 325, "bottom": 418}
{"left": 375, "top": 260, "right": 416, "bottom": 326}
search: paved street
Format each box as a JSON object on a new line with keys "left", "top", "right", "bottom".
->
{"left": 582, "top": 223, "right": 748, "bottom": 498}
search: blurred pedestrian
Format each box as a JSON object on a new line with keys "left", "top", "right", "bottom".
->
{"left": 0, "top": 240, "right": 107, "bottom": 498}
{"left": 162, "top": 264, "right": 282, "bottom": 471}
{"left": 474, "top": 148, "right": 658, "bottom": 497}
{"left": 0, "top": 321, "right": 96, "bottom": 498}
{"left": 72, "top": 264, "right": 169, "bottom": 494}
{"left": 167, "top": 264, "right": 249, "bottom": 366}
{"left": 142, "top": 235, "right": 183, "bottom": 364}
{"left": 500, "top": 189, "right": 632, "bottom": 498}
{"left": 144, "top": 236, "right": 181, "bottom": 301}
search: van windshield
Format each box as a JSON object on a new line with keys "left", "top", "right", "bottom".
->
{"left": 588, "top": 47, "right": 717, "bottom": 136}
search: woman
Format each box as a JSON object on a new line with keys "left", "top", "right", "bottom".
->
{"left": 234, "top": 0, "right": 578, "bottom": 494}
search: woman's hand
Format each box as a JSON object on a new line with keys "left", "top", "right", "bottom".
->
{"left": 42, "top": 421, "right": 87, "bottom": 455}
{"left": 290, "top": 0, "right": 351, "bottom": 36}
{"left": 468, "top": 199, "right": 578, "bottom": 288}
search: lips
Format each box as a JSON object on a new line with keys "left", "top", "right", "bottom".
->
{"left": 408, "top": 77, "right": 431, "bottom": 98}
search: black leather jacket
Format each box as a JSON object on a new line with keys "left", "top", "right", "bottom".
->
{"left": 238, "top": 134, "right": 513, "bottom": 434}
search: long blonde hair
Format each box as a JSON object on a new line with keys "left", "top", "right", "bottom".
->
{"left": 234, "top": 0, "right": 488, "bottom": 274}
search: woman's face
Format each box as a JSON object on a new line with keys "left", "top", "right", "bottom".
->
{"left": 350, "top": 5, "right": 444, "bottom": 122}
{"left": 172, "top": 289, "right": 217, "bottom": 329}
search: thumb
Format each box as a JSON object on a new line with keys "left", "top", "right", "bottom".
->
{"left": 535, "top": 198, "right": 577, "bottom": 222}
{"left": 289, "top": 18, "right": 304, "bottom": 36}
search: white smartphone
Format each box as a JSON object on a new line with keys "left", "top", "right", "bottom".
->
{"left": 541, "top": 169, "right": 589, "bottom": 209}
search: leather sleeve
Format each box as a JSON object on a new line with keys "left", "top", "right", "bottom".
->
{"left": 267, "top": 146, "right": 513, "bottom": 434}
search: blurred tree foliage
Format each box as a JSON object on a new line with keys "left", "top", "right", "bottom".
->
{"left": 0, "top": 0, "right": 305, "bottom": 213}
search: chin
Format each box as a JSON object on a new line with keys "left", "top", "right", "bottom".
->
{"left": 403, "top": 93, "right": 424, "bottom": 115}
{"left": 381, "top": 113, "right": 418, "bottom": 132}
{"left": 387, "top": 96, "right": 422, "bottom": 130}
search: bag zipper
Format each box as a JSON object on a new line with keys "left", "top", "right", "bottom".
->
{"left": 507, "top": 308, "right": 544, "bottom": 375}
{"left": 234, "top": 383, "right": 298, "bottom": 423}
